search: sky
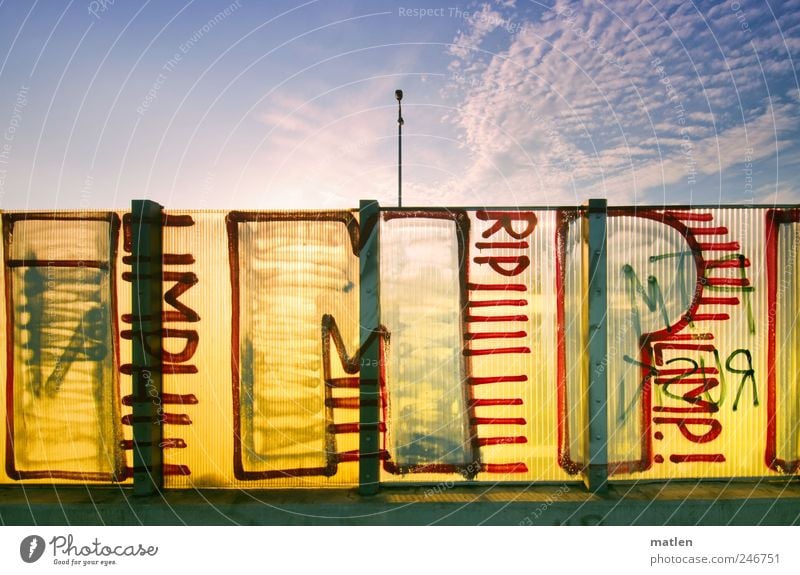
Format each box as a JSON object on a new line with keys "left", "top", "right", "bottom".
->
{"left": 0, "top": 0, "right": 797, "bottom": 210}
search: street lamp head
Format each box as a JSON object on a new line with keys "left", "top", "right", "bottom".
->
{"left": 395, "top": 89, "right": 403, "bottom": 101}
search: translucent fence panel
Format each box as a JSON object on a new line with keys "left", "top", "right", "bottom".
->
{"left": 767, "top": 209, "right": 800, "bottom": 473}
{"left": 556, "top": 210, "right": 588, "bottom": 474}
{"left": 605, "top": 209, "right": 771, "bottom": 480}
{"left": 380, "top": 214, "right": 474, "bottom": 474}
{"left": 154, "top": 211, "right": 227, "bottom": 487}
{"left": 379, "top": 210, "right": 570, "bottom": 483}
{"left": 605, "top": 210, "right": 702, "bottom": 475}
{"left": 1, "top": 213, "right": 126, "bottom": 483}
{"left": 220, "top": 211, "right": 360, "bottom": 487}
{"left": 1, "top": 206, "right": 798, "bottom": 487}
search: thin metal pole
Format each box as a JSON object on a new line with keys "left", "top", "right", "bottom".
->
{"left": 131, "top": 199, "right": 164, "bottom": 496}
{"left": 398, "top": 115, "right": 402, "bottom": 208}
{"left": 359, "top": 199, "right": 381, "bottom": 495}
{"left": 396, "top": 89, "right": 403, "bottom": 208}
{"left": 586, "top": 198, "right": 609, "bottom": 492}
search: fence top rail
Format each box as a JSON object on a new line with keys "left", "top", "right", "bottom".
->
{"left": 1, "top": 203, "right": 797, "bottom": 215}
{"left": 381, "top": 203, "right": 800, "bottom": 211}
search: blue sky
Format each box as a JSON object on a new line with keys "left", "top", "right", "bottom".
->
{"left": 0, "top": 0, "right": 797, "bottom": 209}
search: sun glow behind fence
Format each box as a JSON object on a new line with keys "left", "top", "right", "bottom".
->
{"left": 1, "top": 206, "right": 798, "bottom": 487}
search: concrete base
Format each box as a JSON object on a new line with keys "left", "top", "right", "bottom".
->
{"left": 2, "top": 481, "right": 799, "bottom": 525}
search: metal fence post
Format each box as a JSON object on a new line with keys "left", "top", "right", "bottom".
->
{"left": 359, "top": 200, "right": 381, "bottom": 495}
{"left": 131, "top": 200, "right": 164, "bottom": 495}
{"left": 586, "top": 199, "right": 609, "bottom": 492}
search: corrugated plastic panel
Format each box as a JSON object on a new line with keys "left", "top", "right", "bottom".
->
{"left": 606, "top": 208, "right": 770, "bottom": 479}
{"left": 1, "top": 213, "right": 127, "bottom": 483}
{"left": 380, "top": 214, "right": 474, "bottom": 475}
{"left": 211, "top": 211, "right": 359, "bottom": 487}
{"left": 2, "top": 205, "right": 798, "bottom": 487}
{"left": 161, "top": 210, "right": 362, "bottom": 488}
{"left": 768, "top": 209, "right": 800, "bottom": 473}
{"left": 379, "top": 209, "right": 571, "bottom": 482}
{"left": 557, "top": 210, "right": 588, "bottom": 475}
{"left": 156, "top": 211, "right": 231, "bottom": 488}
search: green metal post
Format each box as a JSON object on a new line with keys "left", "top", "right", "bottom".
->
{"left": 131, "top": 200, "right": 164, "bottom": 496}
{"left": 586, "top": 199, "right": 609, "bottom": 492}
{"left": 359, "top": 200, "right": 381, "bottom": 495}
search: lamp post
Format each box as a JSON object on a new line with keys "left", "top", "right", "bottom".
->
{"left": 395, "top": 89, "right": 403, "bottom": 207}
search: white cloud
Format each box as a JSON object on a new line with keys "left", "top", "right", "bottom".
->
{"left": 429, "top": 0, "right": 800, "bottom": 205}
{"left": 448, "top": 4, "right": 508, "bottom": 59}
{"left": 223, "top": 0, "right": 799, "bottom": 209}
{"left": 755, "top": 181, "right": 800, "bottom": 204}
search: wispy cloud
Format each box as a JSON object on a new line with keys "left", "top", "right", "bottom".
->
{"left": 434, "top": 0, "right": 800, "bottom": 205}
{"left": 0, "top": 0, "right": 796, "bottom": 208}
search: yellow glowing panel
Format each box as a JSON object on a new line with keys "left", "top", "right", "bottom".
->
{"left": 1, "top": 206, "right": 796, "bottom": 488}
{"left": 557, "top": 210, "right": 587, "bottom": 474}
{"left": 380, "top": 215, "right": 473, "bottom": 473}
{"left": 2, "top": 213, "right": 124, "bottom": 483}
{"left": 607, "top": 209, "right": 770, "bottom": 480}
{"left": 769, "top": 209, "right": 800, "bottom": 473}
{"left": 379, "top": 210, "right": 573, "bottom": 483}
{"left": 162, "top": 211, "right": 360, "bottom": 488}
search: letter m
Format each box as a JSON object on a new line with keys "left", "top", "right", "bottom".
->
{"left": 622, "top": 264, "right": 671, "bottom": 335}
